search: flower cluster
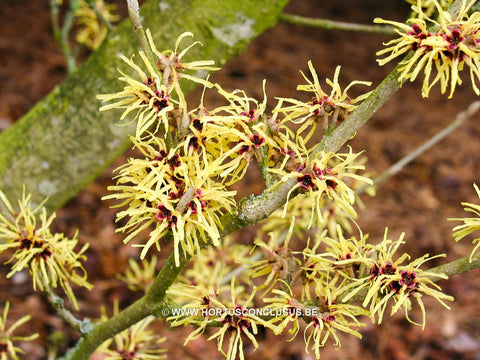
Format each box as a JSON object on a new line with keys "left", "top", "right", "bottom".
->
{"left": 0, "top": 190, "right": 92, "bottom": 309}
{"left": 275, "top": 61, "right": 371, "bottom": 141}
{"left": 164, "top": 217, "right": 452, "bottom": 359}
{"left": 449, "top": 183, "right": 480, "bottom": 261}
{"left": 99, "top": 30, "right": 372, "bottom": 273}
{"left": 167, "top": 278, "right": 266, "bottom": 360}
{"left": 95, "top": 303, "right": 167, "bottom": 360}
{"left": 98, "top": 31, "right": 217, "bottom": 140}
{"left": 103, "top": 136, "right": 237, "bottom": 266}
{"left": 75, "top": 0, "right": 120, "bottom": 50}
{"left": 334, "top": 229, "right": 453, "bottom": 329}
{"left": 270, "top": 147, "right": 373, "bottom": 225}
{"left": 98, "top": 29, "right": 453, "bottom": 360}
{"left": 375, "top": 0, "right": 480, "bottom": 98}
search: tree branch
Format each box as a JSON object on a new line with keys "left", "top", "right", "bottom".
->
{"left": 0, "top": 0, "right": 290, "bottom": 214}
{"left": 279, "top": 13, "right": 396, "bottom": 35}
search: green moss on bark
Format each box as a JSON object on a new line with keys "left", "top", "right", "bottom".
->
{"left": 0, "top": 0, "right": 290, "bottom": 212}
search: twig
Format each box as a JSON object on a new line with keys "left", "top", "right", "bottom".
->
{"left": 279, "top": 13, "right": 396, "bottom": 35}
{"left": 49, "top": 0, "right": 79, "bottom": 73}
{"left": 43, "top": 284, "right": 91, "bottom": 335}
{"left": 126, "top": 0, "right": 156, "bottom": 69}
{"left": 357, "top": 100, "right": 480, "bottom": 193}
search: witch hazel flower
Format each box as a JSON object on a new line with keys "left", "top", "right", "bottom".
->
{"left": 0, "top": 190, "right": 92, "bottom": 309}
{"left": 275, "top": 61, "right": 371, "bottom": 141}
{"left": 97, "top": 31, "right": 217, "bottom": 140}
{"left": 207, "top": 279, "right": 268, "bottom": 360}
{"left": 303, "top": 283, "right": 366, "bottom": 359}
{"left": 75, "top": 0, "right": 120, "bottom": 50}
{"left": 95, "top": 303, "right": 167, "bottom": 359}
{"left": 449, "top": 183, "right": 480, "bottom": 261}
{"left": 375, "top": 0, "right": 480, "bottom": 98}
{"left": 341, "top": 228, "right": 453, "bottom": 329}
{"left": 270, "top": 147, "right": 372, "bottom": 227}
{"left": 104, "top": 136, "right": 236, "bottom": 266}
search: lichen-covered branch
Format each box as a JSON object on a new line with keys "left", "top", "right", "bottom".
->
{"left": 0, "top": 0, "right": 290, "bottom": 213}
{"left": 429, "top": 252, "right": 480, "bottom": 278}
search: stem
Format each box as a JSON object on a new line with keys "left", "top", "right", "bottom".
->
{"left": 279, "top": 13, "right": 396, "bottom": 35}
{"left": 63, "top": 0, "right": 81, "bottom": 73}
{"left": 429, "top": 252, "right": 480, "bottom": 278}
{"left": 357, "top": 100, "right": 480, "bottom": 192}
{"left": 64, "top": 245, "right": 190, "bottom": 360}
{"left": 44, "top": 284, "right": 86, "bottom": 334}
{"left": 126, "top": 0, "right": 156, "bottom": 69}
{"left": 49, "top": 0, "right": 77, "bottom": 73}
{"left": 259, "top": 146, "right": 275, "bottom": 188}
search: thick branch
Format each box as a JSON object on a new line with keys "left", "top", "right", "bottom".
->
{"left": 0, "top": 0, "right": 289, "bottom": 213}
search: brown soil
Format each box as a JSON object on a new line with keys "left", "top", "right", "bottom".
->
{"left": 1, "top": 0, "right": 480, "bottom": 359}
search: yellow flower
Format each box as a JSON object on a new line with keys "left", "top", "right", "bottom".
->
{"left": 98, "top": 31, "right": 216, "bottom": 139}
{"left": 96, "top": 303, "right": 167, "bottom": 360}
{"left": 275, "top": 61, "right": 371, "bottom": 141}
{"left": 75, "top": 0, "right": 120, "bottom": 50}
{"left": 270, "top": 147, "right": 372, "bottom": 226}
{"left": 97, "top": 53, "right": 176, "bottom": 138}
{"left": 385, "top": 256, "right": 453, "bottom": 329}
{"left": 303, "top": 282, "right": 366, "bottom": 359}
{"left": 147, "top": 31, "right": 218, "bottom": 88}
{"left": 449, "top": 183, "right": 480, "bottom": 261}
{"left": 0, "top": 190, "right": 92, "bottom": 309}
{"left": 185, "top": 85, "right": 278, "bottom": 185}
{"left": 262, "top": 281, "right": 303, "bottom": 339}
{"left": 168, "top": 278, "right": 269, "bottom": 359}
{"left": 0, "top": 302, "right": 38, "bottom": 360}
{"left": 117, "top": 255, "right": 158, "bottom": 293}
{"left": 341, "top": 229, "right": 453, "bottom": 328}
{"left": 104, "top": 137, "right": 237, "bottom": 266}
{"left": 166, "top": 282, "right": 226, "bottom": 343}
{"left": 303, "top": 225, "right": 374, "bottom": 281}
{"left": 375, "top": 0, "right": 480, "bottom": 98}
{"left": 207, "top": 279, "right": 266, "bottom": 360}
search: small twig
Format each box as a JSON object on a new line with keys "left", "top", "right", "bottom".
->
{"left": 49, "top": 0, "right": 79, "bottom": 73}
{"left": 259, "top": 147, "right": 274, "bottom": 188}
{"left": 258, "top": 115, "right": 275, "bottom": 188}
{"left": 44, "top": 284, "right": 89, "bottom": 334}
{"left": 279, "top": 13, "right": 396, "bottom": 35}
{"left": 63, "top": 0, "right": 81, "bottom": 72}
{"left": 126, "top": 0, "right": 156, "bottom": 69}
{"left": 357, "top": 100, "right": 480, "bottom": 193}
